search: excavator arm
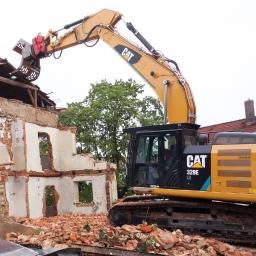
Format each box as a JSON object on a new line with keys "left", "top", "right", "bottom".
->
{"left": 13, "top": 9, "right": 196, "bottom": 124}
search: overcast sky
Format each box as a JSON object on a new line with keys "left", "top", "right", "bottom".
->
{"left": 1, "top": 0, "right": 255, "bottom": 126}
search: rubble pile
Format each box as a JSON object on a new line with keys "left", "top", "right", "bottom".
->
{"left": 6, "top": 214, "right": 256, "bottom": 256}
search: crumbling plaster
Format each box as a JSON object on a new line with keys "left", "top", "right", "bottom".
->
{"left": 0, "top": 116, "right": 12, "bottom": 166}
{"left": 11, "top": 119, "right": 25, "bottom": 170}
{"left": 25, "top": 123, "right": 114, "bottom": 172}
{"left": 28, "top": 175, "right": 108, "bottom": 218}
{"left": 5, "top": 176, "right": 26, "bottom": 217}
{"left": 25, "top": 123, "right": 60, "bottom": 172}
{"left": 0, "top": 97, "right": 117, "bottom": 219}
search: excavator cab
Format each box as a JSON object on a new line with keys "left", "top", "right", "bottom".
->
{"left": 125, "top": 123, "right": 200, "bottom": 190}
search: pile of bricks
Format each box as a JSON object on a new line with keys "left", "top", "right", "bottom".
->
{"left": 5, "top": 214, "right": 256, "bottom": 256}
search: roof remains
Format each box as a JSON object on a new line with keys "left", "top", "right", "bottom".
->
{"left": 0, "top": 58, "right": 55, "bottom": 109}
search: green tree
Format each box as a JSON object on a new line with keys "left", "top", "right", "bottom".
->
{"left": 59, "top": 79, "right": 163, "bottom": 185}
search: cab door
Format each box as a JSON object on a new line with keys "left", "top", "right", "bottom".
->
{"left": 133, "top": 132, "right": 180, "bottom": 188}
{"left": 133, "top": 134, "right": 160, "bottom": 187}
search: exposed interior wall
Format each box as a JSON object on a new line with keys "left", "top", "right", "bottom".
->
{"left": 0, "top": 179, "right": 9, "bottom": 218}
{"left": 11, "top": 119, "right": 25, "bottom": 171}
{"left": 25, "top": 123, "right": 59, "bottom": 172}
{"left": 0, "top": 116, "right": 12, "bottom": 166}
{"left": 25, "top": 123, "right": 114, "bottom": 172}
{"left": 5, "top": 176, "right": 27, "bottom": 217}
{"left": 28, "top": 175, "right": 108, "bottom": 218}
{"left": 0, "top": 97, "right": 117, "bottom": 219}
{"left": 109, "top": 172, "right": 118, "bottom": 207}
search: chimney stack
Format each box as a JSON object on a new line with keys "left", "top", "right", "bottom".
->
{"left": 244, "top": 99, "right": 255, "bottom": 123}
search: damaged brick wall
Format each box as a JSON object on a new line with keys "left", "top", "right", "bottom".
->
{"left": 0, "top": 113, "right": 15, "bottom": 164}
{"left": 0, "top": 97, "right": 117, "bottom": 218}
{"left": 0, "top": 110, "right": 14, "bottom": 219}
{"left": 0, "top": 97, "right": 58, "bottom": 128}
{"left": 0, "top": 176, "right": 9, "bottom": 218}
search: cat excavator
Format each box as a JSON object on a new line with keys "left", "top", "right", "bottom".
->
{"left": 12, "top": 9, "right": 256, "bottom": 244}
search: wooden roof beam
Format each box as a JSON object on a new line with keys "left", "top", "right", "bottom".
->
{"left": 0, "top": 76, "right": 38, "bottom": 91}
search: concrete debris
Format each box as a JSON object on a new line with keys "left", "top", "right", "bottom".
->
{"left": 5, "top": 214, "right": 256, "bottom": 256}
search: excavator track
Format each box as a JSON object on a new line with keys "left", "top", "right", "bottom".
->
{"left": 108, "top": 196, "right": 256, "bottom": 246}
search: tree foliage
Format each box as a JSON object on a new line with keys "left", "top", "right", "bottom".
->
{"left": 59, "top": 79, "right": 163, "bottom": 175}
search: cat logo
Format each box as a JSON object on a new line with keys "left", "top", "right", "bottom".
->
{"left": 121, "top": 47, "right": 135, "bottom": 62}
{"left": 114, "top": 45, "right": 141, "bottom": 65}
{"left": 187, "top": 155, "right": 207, "bottom": 169}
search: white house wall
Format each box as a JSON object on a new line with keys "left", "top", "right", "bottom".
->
{"left": 110, "top": 174, "right": 118, "bottom": 206}
{"left": 25, "top": 123, "right": 60, "bottom": 172}
{"left": 5, "top": 176, "right": 27, "bottom": 217}
{"left": 11, "top": 119, "right": 25, "bottom": 171}
{"left": 0, "top": 143, "right": 10, "bottom": 165}
{"left": 28, "top": 175, "right": 107, "bottom": 219}
{"left": 25, "top": 123, "right": 112, "bottom": 172}
{"left": 0, "top": 98, "right": 117, "bottom": 219}
{"left": 58, "top": 130, "right": 110, "bottom": 171}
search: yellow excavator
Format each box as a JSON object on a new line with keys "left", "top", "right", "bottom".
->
{"left": 13, "top": 9, "right": 256, "bottom": 244}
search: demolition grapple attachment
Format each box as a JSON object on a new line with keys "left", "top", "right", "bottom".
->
{"left": 12, "top": 35, "right": 46, "bottom": 82}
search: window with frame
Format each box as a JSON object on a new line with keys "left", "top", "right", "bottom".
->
{"left": 77, "top": 181, "right": 93, "bottom": 203}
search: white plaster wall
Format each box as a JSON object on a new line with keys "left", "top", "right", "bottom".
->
{"left": 25, "top": 123, "right": 60, "bottom": 171}
{"left": 58, "top": 130, "right": 92, "bottom": 170}
{"left": 25, "top": 123, "right": 110, "bottom": 172}
{"left": 0, "top": 143, "right": 11, "bottom": 165}
{"left": 28, "top": 175, "right": 107, "bottom": 218}
{"left": 11, "top": 119, "right": 25, "bottom": 170}
{"left": 58, "top": 130, "right": 108, "bottom": 171}
{"left": 28, "top": 177, "right": 58, "bottom": 218}
{"left": 6, "top": 176, "right": 27, "bottom": 217}
{"left": 58, "top": 130, "right": 76, "bottom": 156}
{"left": 110, "top": 174, "right": 118, "bottom": 205}
{"left": 72, "top": 175, "right": 107, "bottom": 213}
{"left": 0, "top": 117, "right": 11, "bottom": 165}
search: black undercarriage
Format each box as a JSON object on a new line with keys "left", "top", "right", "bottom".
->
{"left": 109, "top": 195, "right": 256, "bottom": 246}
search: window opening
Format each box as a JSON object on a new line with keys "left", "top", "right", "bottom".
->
{"left": 78, "top": 181, "right": 93, "bottom": 203}
{"left": 44, "top": 186, "right": 57, "bottom": 217}
{"left": 38, "top": 133, "right": 51, "bottom": 170}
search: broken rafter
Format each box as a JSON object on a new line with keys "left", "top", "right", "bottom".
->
{"left": 38, "top": 92, "right": 55, "bottom": 107}
{"left": 27, "top": 89, "right": 38, "bottom": 108}
{"left": 0, "top": 76, "right": 38, "bottom": 91}
{"left": 27, "top": 89, "right": 35, "bottom": 107}
{"left": 34, "top": 90, "right": 38, "bottom": 108}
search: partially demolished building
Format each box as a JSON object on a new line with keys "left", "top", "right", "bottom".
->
{"left": 0, "top": 58, "right": 117, "bottom": 219}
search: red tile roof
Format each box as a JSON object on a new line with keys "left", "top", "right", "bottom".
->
{"left": 199, "top": 118, "right": 256, "bottom": 141}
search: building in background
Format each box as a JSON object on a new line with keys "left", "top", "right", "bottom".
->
{"left": 199, "top": 99, "right": 256, "bottom": 142}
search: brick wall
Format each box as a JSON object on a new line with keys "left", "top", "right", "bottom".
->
{"left": 0, "top": 177, "right": 8, "bottom": 218}
{"left": 0, "top": 97, "right": 58, "bottom": 128}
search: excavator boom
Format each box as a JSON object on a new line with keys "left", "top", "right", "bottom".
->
{"left": 12, "top": 9, "right": 196, "bottom": 124}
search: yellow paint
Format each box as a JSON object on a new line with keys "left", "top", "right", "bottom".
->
{"left": 211, "top": 144, "right": 256, "bottom": 195}
{"left": 43, "top": 9, "right": 196, "bottom": 124}
{"left": 149, "top": 187, "right": 256, "bottom": 203}
{"left": 133, "top": 143, "right": 256, "bottom": 204}
{"left": 249, "top": 188, "right": 256, "bottom": 194}
{"left": 192, "top": 162, "right": 203, "bottom": 168}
